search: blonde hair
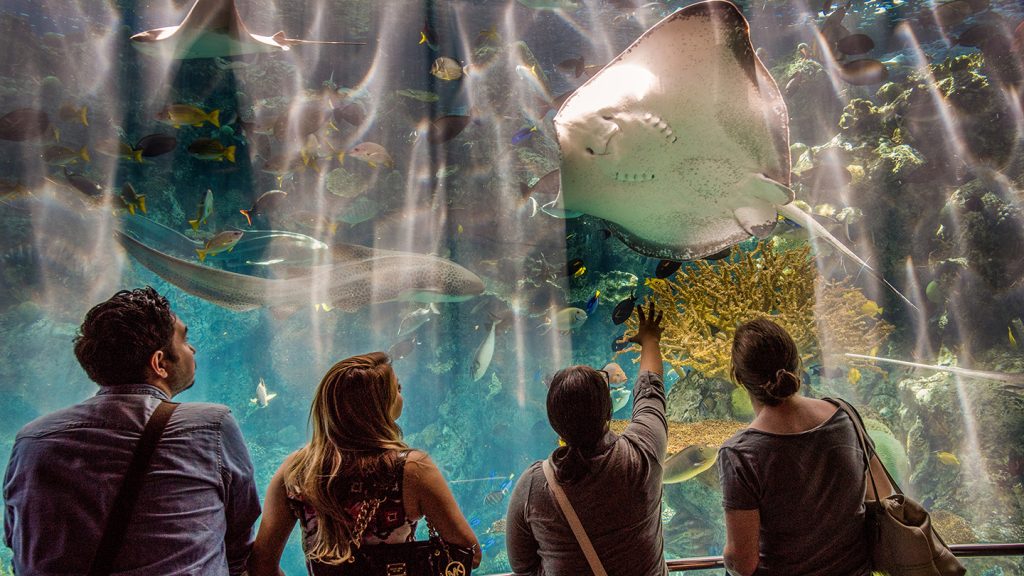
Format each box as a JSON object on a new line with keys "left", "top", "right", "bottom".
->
{"left": 285, "top": 352, "right": 407, "bottom": 565}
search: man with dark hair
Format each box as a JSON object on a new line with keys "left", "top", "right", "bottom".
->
{"left": 3, "top": 286, "right": 261, "bottom": 575}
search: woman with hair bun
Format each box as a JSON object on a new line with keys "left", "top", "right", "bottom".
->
{"left": 506, "top": 302, "right": 668, "bottom": 576}
{"left": 719, "top": 318, "right": 893, "bottom": 576}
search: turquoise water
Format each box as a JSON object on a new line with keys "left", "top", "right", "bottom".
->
{"left": 2, "top": 0, "right": 1024, "bottom": 573}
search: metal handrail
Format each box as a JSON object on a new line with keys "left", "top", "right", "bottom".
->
{"left": 485, "top": 543, "right": 1024, "bottom": 575}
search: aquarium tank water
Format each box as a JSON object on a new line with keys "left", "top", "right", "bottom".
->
{"left": 1, "top": 0, "right": 1023, "bottom": 573}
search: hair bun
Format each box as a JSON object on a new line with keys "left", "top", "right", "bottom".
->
{"left": 769, "top": 369, "right": 800, "bottom": 398}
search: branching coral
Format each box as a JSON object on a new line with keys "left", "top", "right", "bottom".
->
{"left": 617, "top": 241, "right": 893, "bottom": 380}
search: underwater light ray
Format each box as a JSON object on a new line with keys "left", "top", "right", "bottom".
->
{"left": 894, "top": 22, "right": 974, "bottom": 169}
{"left": 845, "top": 354, "right": 1024, "bottom": 386}
{"left": 919, "top": 0, "right": 958, "bottom": 49}
{"left": 340, "top": 4, "right": 402, "bottom": 150}
{"left": 951, "top": 371, "right": 998, "bottom": 522}
{"left": 903, "top": 256, "right": 934, "bottom": 362}
{"left": 387, "top": 118, "right": 445, "bottom": 256}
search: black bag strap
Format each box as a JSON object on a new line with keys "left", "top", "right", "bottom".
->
{"left": 88, "top": 400, "right": 178, "bottom": 576}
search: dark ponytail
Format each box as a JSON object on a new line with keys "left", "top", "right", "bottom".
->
{"left": 547, "top": 365, "right": 612, "bottom": 485}
{"left": 731, "top": 318, "right": 802, "bottom": 407}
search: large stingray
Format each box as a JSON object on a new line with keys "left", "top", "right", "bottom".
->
{"left": 555, "top": 0, "right": 790, "bottom": 260}
{"left": 116, "top": 232, "right": 484, "bottom": 313}
{"left": 130, "top": 0, "right": 364, "bottom": 59}
{"left": 553, "top": 0, "right": 916, "bottom": 309}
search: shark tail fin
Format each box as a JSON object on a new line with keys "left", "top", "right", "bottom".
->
{"left": 776, "top": 203, "right": 919, "bottom": 313}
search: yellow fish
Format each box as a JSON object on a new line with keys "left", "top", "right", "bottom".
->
{"left": 58, "top": 103, "right": 88, "bottom": 127}
{"left": 156, "top": 105, "right": 220, "bottom": 129}
{"left": 847, "top": 367, "right": 862, "bottom": 385}
{"left": 572, "top": 265, "right": 586, "bottom": 278}
{"left": 935, "top": 451, "right": 960, "bottom": 467}
{"left": 196, "top": 230, "right": 243, "bottom": 262}
{"left": 861, "top": 300, "right": 883, "bottom": 318}
{"left": 1010, "top": 325, "right": 1018, "bottom": 348}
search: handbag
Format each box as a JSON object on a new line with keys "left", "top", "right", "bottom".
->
{"left": 832, "top": 398, "right": 966, "bottom": 576}
{"left": 88, "top": 401, "right": 179, "bottom": 576}
{"left": 542, "top": 458, "right": 609, "bottom": 576}
{"left": 306, "top": 495, "right": 474, "bottom": 576}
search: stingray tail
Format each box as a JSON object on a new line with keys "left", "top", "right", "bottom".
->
{"left": 845, "top": 353, "right": 1024, "bottom": 387}
{"left": 271, "top": 31, "right": 366, "bottom": 46}
{"left": 776, "top": 203, "right": 919, "bottom": 313}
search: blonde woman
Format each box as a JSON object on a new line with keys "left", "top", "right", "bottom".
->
{"left": 248, "top": 352, "right": 481, "bottom": 575}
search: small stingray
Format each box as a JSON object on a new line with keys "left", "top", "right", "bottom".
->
{"left": 553, "top": 0, "right": 916, "bottom": 310}
{"left": 131, "top": 0, "right": 365, "bottom": 59}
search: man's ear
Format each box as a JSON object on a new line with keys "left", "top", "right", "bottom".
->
{"left": 149, "top": 349, "right": 168, "bottom": 379}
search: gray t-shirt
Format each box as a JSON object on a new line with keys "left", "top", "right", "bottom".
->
{"left": 718, "top": 403, "right": 873, "bottom": 576}
{"left": 506, "top": 371, "right": 668, "bottom": 576}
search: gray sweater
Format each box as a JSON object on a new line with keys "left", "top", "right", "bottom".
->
{"left": 506, "top": 371, "right": 668, "bottom": 576}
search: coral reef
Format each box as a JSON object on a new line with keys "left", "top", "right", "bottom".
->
{"left": 770, "top": 53, "right": 844, "bottom": 145}
{"left": 664, "top": 369, "right": 737, "bottom": 422}
{"left": 931, "top": 176, "right": 1024, "bottom": 350}
{"left": 931, "top": 509, "right": 978, "bottom": 544}
{"left": 617, "top": 241, "right": 893, "bottom": 380}
{"left": 889, "top": 362, "right": 1024, "bottom": 542}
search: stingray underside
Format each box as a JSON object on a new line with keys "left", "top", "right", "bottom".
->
{"left": 554, "top": 0, "right": 792, "bottom": 261}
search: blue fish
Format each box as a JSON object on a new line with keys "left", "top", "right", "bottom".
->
{"left": 511, "top": 125, "right": 537, "bottom": 145}
{"left": 585, "top": 290, "right": 600, "bottom": 315}
{"left": 611, "top": 335, "right": 631, "bottom": 352}
{"left": 469, "top": 516, "right": 481, "bottom": 528}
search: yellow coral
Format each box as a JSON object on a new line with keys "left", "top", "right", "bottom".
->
{"left": 929, "top": 509, "right": 977, "bottom": 544}
{"left": 609, "top": 419, "right": 747, "bottom": 455}
{"left": 617, "top": 241, "right": 893, "bottom": 380}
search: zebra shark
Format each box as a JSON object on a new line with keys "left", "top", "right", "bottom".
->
{"left": 116, "top": 232, "right": 484, "bottom": 313}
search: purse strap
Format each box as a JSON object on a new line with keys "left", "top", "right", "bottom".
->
{"left": 830, "top": 398, "right": 903, "bottom": 497}
{"left": 88, "top": 400, "right": 178, "bottom": 576}
{"left": 829, "top": 398, "right": 958, "bottom": 551}
{"left": 542, "top": 459, "right": 608, "bottom": 576}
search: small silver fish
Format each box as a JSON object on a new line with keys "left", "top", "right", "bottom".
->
{"left": 472, "top": 319, "right": 501, "bottom": 381}
{"left": 398, "top": 303, "right": 439, "bottom": 336}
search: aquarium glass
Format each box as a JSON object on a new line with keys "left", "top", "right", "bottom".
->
{"left": 1, "top": 0, "right": 1023, "bottom": 573}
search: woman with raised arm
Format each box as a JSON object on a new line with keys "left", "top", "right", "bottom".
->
{"left": 506, "top": 301, "right": 669, "bottom": 576}
{"left": 248, "top": 352, "right": 481, "bottom": 575}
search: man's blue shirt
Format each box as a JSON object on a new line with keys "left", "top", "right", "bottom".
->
{"left": 3, "top": 384, "right": 261, "bottom": 575}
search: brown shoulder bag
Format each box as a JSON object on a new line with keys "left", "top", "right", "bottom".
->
{"left": 833, "top": 398, "right": 966, "bottom": 576}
